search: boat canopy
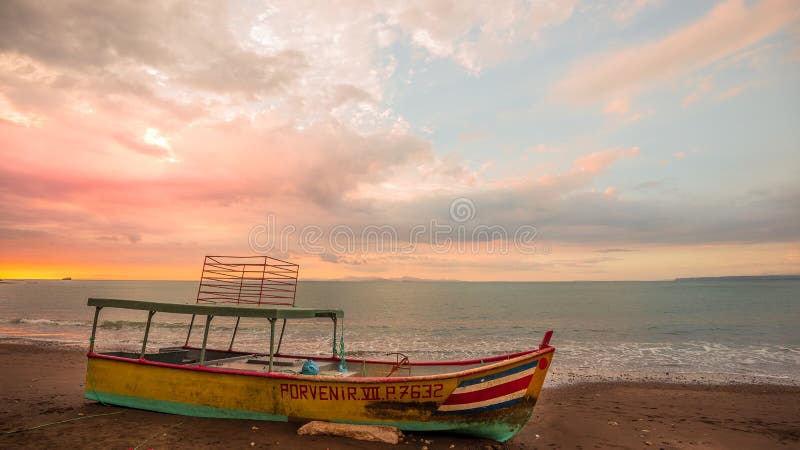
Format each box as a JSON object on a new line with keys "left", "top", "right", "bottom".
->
{"left": 87, "top": 297, "right": 342, "bottom": 320}
{"left": 86, "top": 256, "right": 345, "bottom": 370}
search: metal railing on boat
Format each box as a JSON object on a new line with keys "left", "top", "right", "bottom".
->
{"left": 87, "top": 256, "right": 343, "bottom": 374}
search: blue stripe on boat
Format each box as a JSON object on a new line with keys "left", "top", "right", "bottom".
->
{"left": 436, "top": 396, "right": 526, "bottom": 415}
{"left": 457, "top": 359, "right": 539, "bottom": 388}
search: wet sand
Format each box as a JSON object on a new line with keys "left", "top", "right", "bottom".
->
{"left": 1, "top": 341, "right": 798, "bottom": 449}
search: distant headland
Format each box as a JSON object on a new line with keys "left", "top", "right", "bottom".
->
{"left": 675, "top": 275, "right": 800, "bottom": 282}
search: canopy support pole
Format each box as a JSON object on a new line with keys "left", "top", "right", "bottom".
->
{"left": 185, "top": 314, "right": 196, "bottom": 347}
{"left": 199, "top": 315, "right": 213, "bottom": 366}
{"left": 276, "top": 318, "right": 287, "bottom": 355}
{"left": 332, "top": 316, "right": 338, "bottom": 357}
{"left": 268, "top": 318, "right": 276, "bottom": 372}
{"left": 140, "top": 310, "right": 156, "bottom": 359}
{"left": 89, "top": 306, "right": 103, "bottom": 353}
{"left": 228, "top": 316, "right": 241, "bottom": 351}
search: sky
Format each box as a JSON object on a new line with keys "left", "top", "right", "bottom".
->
{"left": 0, "top": 0, "right": 798, "bottom": 281}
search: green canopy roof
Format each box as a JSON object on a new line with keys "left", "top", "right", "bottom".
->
{"left": 87, "top": 298, "right": 342, "bottom": 320}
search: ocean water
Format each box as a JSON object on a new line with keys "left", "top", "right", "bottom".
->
{"left": 0, "top": 280, "right": 798, "bottom": 383}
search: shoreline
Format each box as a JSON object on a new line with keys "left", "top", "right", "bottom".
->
{"left": 545, "top": 366, "right": 800, "bottom": 387}
{"left": 1, "top": 340, "right": 799, "bottom": 448}
{"left": 4, "top": 336, "right": 798, "bottom": 387}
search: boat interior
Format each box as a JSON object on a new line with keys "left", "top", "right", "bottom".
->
{"left": 98, "top": 346, "right": 496, "bottom": 378}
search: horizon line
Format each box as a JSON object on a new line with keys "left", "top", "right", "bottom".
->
{"left": 3, "top": 274, "right": 799, "bottom": 283}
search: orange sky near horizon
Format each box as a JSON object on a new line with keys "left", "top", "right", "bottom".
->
{"left": 2, "top": 241, "right": 797, "bottom": 281}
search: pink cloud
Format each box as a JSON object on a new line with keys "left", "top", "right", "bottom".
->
{"left": 603, "top": 98, "right": 630, "bottom": 116}
{"left": 0, "top": 93, "right": 44, "bottom": 127}
{"left": 537, "top": 146, "right": 640, "bottom": 187}
{"left": 573, "top": 147, "right": 640, "bottom": 173}
{"left": 0, "top": 84, "right": 436, "bottom": 259}
{"left": 555, "top": 0, "right": 799, "bottom": 103}
{"left": 529, "top": 143, "right": 565, "bottom": 153}
{"left": 720, "top": 84, "right": 748, "bottom": 98}
{"left": 612, "top": 0, "right": 658, "bottom": 24}
{"left": 683, "top": 75, "right": 714, "bottom": 106}
{"left": 623, "top": 112, "right": 643, "bottom": 123}
{"left": 112, "top": 130, "right": 173, "bottom": 159}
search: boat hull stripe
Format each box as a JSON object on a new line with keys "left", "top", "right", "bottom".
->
{"left": 443, "top": 373, "right": 533, "bottom": 405}
{"left": 450, "top": 366, "right": 537, "bottom": 394}
{"left": 457, "top": 359, "right": 539, "bottom": 388}
{"left": 438, "top": 387, "right": 528, "bottom": 412}
{"left": 437, "top": 394, "right": 527, "bottom": 415}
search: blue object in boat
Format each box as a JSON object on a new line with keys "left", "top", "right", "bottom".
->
{"left": 301, "top": 360, "right": 319, "bottom": 375}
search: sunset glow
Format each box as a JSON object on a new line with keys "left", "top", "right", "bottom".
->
{"left": 1, "top": 0, "right": 798, "bottom": 280}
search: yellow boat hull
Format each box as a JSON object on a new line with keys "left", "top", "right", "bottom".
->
{"left": 85, "top": 348, "right": 554, "bottom": 441}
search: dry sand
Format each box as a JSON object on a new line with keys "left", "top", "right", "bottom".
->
{"left": 1, "top": 341, "right": 798, "bottom": 449}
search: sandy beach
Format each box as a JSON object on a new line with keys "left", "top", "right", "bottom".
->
{"left": 1, "top": 341, "right": 798, "bottom": 449}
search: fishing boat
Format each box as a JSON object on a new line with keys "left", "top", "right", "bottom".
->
{"left": 84, "top": 256, "right": 555, "bottom": 442}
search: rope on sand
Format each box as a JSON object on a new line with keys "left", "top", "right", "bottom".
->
{"left": 132, "top": 421, "right": 183, "bottom": 450}
{"left": 2, "top": 411, "right": 125, "bottom": 435}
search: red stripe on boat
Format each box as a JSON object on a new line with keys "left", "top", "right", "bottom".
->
{"left": 442, "top": 374, "right": 533, "bottom": 405}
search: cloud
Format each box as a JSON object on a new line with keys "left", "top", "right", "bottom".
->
{"left": 555, "top": 0, "right": 800, "bottom": 103}
{"left": 571, "top": 147, "right": 640, "bottom": 173}
{"left": 0, "top": 0, "right": 580, "bottom": 143}
{"left": 319, "top": 252, "right": 339, "bottom": 263}
{"left": 612, "top": 0, "right": 658, "bottom": 25}
{"left": 351, "top": 146, "right": 643, "bottom": 234}
{"left": 0, "top": 93, "right": 43, "bottom": 127}
{"left": 0, "top": 0, "right": 796, "bottom": 280}
{"left": 0, "top": 1, "right": 307, "bottom": 98}
{"left": 683, "top": 75, "right": 713, "bottom": 106}
{"left": 298, "top": 128, "right": 433, "bottom": 206}
{"left": 603, "top": 98, "right": 630, "bottom": 116}
{"left": 112, "top": 131, "right": 172, "bottom": 159}
{"left": 0, "top": 0, "right": 449, "bottom": 241}
{"left": 534, "top": 147, "right": 640, "bottom": 189}
{"left": 0, "top": 0, "right": 400, "bottom": 138}
{"left": 635, "top": 178, "right": 676, "bottom": 194}
{"left": 356, "top": 153, "right": 800, "bottom": 249}
{"left": 529, "top": 143, "right": 565, "bottom": 153}
{"left": 720, "top": 84, "right": 748, "bottom": 99}
{"left": 0, "top": 109, "right": 437, "bottom": 253}
{"left": 391, "top": 0, "right": 577, "bottom": 74}
{"left": 328, "top": 84, "right": 375, "bottom": 109}
{"left": 603, "top": 186, "right": 619, "bottom": 196}
{"left": 524, "top": 186, "right": 800, "bottom": 245}
{"left": 459, "top": 130, "right": 489, "bottom": 142}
